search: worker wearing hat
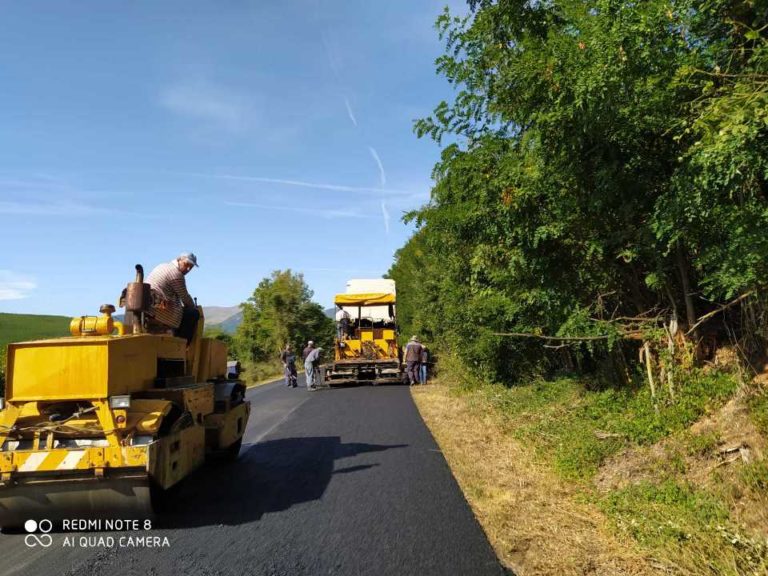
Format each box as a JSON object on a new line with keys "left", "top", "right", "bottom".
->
{"left": 146, "top": 252, "right": 200, "bottom": 343}
{"left": 304, "top": 345, "right": 323, "bottom": 391}
{"left": 404, "top": 335, "right": 423, "bottom": 386}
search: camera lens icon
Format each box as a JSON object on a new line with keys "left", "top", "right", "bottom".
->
{"left": 23, "top": 519, "right": 53, "bottom": 548}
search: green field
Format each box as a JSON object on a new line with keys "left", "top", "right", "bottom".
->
{"left": 0, "top": 312, "right": 71, "bottom": 362}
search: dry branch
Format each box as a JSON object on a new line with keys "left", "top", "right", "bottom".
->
{"left": 594, "top": 430, "right": 624, "bottom": 440}
{"left": 492, "top": 332, "right": 610, "bottom": 341}
{"left": 686, "top": 291, "right": 756, "bottom": 336}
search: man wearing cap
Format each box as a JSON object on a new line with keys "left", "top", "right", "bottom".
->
{"left": 304, "top": 344, "right": 322, "bottom": 390}
{"left": 280, "top": 344, "right": 298, "bottom": 388}
{"left": 146, "top": 252, "right": 200, "bottom": 343}
{"left": 404, "top": 336, "right": 423, "bottom": 386}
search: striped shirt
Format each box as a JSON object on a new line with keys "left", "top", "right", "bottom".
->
{"left": 145, "top": 260, "right": 194, "bottom": 328}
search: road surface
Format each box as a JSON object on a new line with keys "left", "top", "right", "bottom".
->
{"left": 0, "top": 377, "right": 508, "bottom": 576}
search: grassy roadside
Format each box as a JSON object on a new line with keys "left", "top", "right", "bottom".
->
{"left": 241, "top": 360, "right": 284, "bottom": 388}
{"left": 0, "top": 313, "right": 70, "bottom": 351}
{"left": 412, "top": 358, "right": 768, "bottom": 575}
{"left": 0, "top": 313, "right": 72, "bottom": 395}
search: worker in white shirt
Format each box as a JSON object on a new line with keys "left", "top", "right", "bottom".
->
{"left": 335, "top": 307, "right": 351, "bottom": 340}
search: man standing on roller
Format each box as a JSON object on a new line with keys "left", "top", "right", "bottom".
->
{"left": 146, "top": 252, "right": 200, "bottom": 343}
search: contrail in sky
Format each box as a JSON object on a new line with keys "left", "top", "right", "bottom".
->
{"left": 320, "top": 29, "right": 391, "bottom": 237}
{"left": 343, "top": 96, "right": 358, "bottom": 127}
{"left": 178, "top": 172, "right": 411, "bottom": 195}
{"left": 321, "top": 31, "right": 342, "bottom": 82}
{"left": 380, "top": 200, "right": 390, "bottom": 234}
{"left": 368, "top": 147, "right": 386, "bottom": 188}
{"left": 225, "top": 200, "right": 373, "bottom": 220}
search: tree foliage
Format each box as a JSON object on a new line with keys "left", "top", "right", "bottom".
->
{"left": 204, "top": 326, "right": 234, "bottom": 351}
{"left": 234, "top": 270, "right": 334, "bottom": 363}
{"left": 390, "top": 0, "right": 768, "bottom": 384}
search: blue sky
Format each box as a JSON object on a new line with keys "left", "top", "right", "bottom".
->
{"left": 0, "top": 1, "right": 465, "bottom": 315}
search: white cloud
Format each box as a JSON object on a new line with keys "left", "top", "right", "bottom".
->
{"left": 225, "top": 201, "right": 374, "bottom": 220}
{"left": 0, "top": 200, "right": 106, "bottom": 216}
{"left": 159, "top": 82, "right": 253, "bottom": 133}
{"left": 0, "top": 174, "right": 163, "bottom": 218}
{"left": 0, "top": 177, "right": 71, "bottom": 191}
{"left": 0, "top": 271, "right": 36, "bottom": 300}
{"left": 0, "top": 199, "right": 159, "bottom": 219}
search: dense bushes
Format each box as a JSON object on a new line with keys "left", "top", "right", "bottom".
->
{"left": 389, "top": 0, "right": 768, "bottom": 384}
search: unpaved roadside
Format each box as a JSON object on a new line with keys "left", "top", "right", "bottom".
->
{"left": 411, "top": 382, "right": 661, "bottom": 576}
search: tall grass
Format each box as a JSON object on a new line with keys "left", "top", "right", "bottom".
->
{"left": 437, "top": 352, "right": 768, "bottom": 574}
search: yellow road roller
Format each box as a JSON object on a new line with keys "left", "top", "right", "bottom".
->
{"left": 0, "top": 265, "right": 250, "bottom": 528}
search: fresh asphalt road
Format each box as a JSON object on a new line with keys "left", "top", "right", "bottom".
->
{"left": 0, "top": 376, "right": 508, "bottom": 576}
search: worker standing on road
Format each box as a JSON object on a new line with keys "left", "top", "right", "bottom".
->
{"left": 145, "top": 252, "right": 200, "bottom": 344}
{"left": 404, "top": 336, "right": 423, "bottom": 386}
{"left": 420, "top": 345, "right": 429, "bottom": 384}
{"left": 305, "top": 346, "right": 323, "bottom": 391}
{"left": 281, "top": 344, "right": 298, "bottom": 388}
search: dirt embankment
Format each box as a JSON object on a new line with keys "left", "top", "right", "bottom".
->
{"left": 412, "top": 384, "right": 657, "bottom": 576}
{"left": 413, "top": 378, "right": 768, "bottom": 576}
{"left": 595, "top": 391, "right": 768, "bottom": 535}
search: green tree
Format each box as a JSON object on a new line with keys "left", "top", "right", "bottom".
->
{"left": 204, "top": 327, "right": 234, "bottom": 353}
{"left": 235, "top": 270, "right": 333, "bottom": 363}
{"left": 391, "top": 0, "right": 768, "bottom": 384}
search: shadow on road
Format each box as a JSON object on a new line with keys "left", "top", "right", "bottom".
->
{"left": 155, "top": 436, "right": 407, "bottom": 529}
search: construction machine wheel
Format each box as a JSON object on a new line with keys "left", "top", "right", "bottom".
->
{"left": 221, "top": 437, "right": 243, "bottom": 462}
{"left": 157, "top": 403, "right": 187, "bottom": 436}
{"left": 0, "top": 475, "right": 154, "bottom": 531}
{"left": 148, "top": 406, "right": 195, "bottom": 510}
{"left": 149, "top": 479, "right": 180, "bottom": 516}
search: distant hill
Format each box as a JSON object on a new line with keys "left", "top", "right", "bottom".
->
{"left": 117, "top": 305, "right": 242, "bottom": 335}
{"left": 206, "top": 306, "right": 333, "bottom": 335}
{"left": 208, "top": 310, "right": 243, "bottom": 334}
{"left": 116, "top": 305, "right": 241, "bottom": 327}
{"left": 203, "top": 305, "right": 242, "bottom": 326}
{"left": 0, "top": 313, "right": 71, "bottom": 356}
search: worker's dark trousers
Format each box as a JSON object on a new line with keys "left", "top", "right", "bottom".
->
{"left": 176, "top": 308, "right": 201, "bottom": 344}
{"left": 406, "top": 361, "right": 419, "bottom": 384}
